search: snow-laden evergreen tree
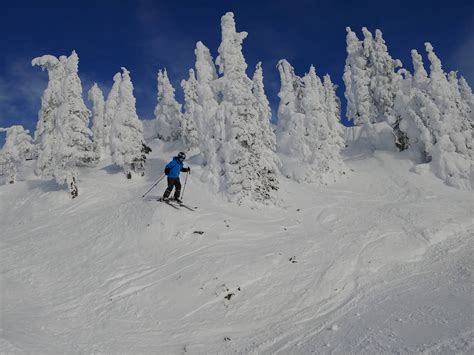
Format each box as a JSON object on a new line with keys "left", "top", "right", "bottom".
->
{"left": 343, "top": 27, "right": 372, "bottom": 128}
{"left": 53, "top": 51, "right": 98, "bottom": 197}
{"left": 110, "top": 68, "right": 147, "bottom": 179}
{"left": 345, "top": 27, "right": 406, "bottom": 148}
{"left": 393, "top": 49, "right": 433, "bottom": 156}
{"left": 0, "top": 126, "right": 33, "bottom": 184}
{"left": 32, "top": 51, "right": 97, "bottom": 197}
{"left": 185, "top": 41, "right": 222, "bottom": 187}
{"left": 180, "top": 69, "right": 199, "bottom": 149}
{"left": 303, "top": 67, "right": 346, "bottom": 183}
{"left": 104, "top": 73, "right": 122, "bottom": 155}
{"left": 411, "top": 49, "right": 429, "bottom": 89}
{"left": 448, "top": 72, "right": 473, "bottom": 156}
{"left": 62, "top": 51, "right": 98, "bottom": 165}
{"left": 276, "top": 59, "right": 306, "bottom": 163}
{"left": 252, "top": 62, "right": 276, "bottom": 152}
{"left": 458, "top": 76, "right": 474, "bottom": 123}
{"left": 360, "top": 26, "right": 376, "bottom": 125}
{"left": 31, "top": 54, "right": 65, "bottom": 178}
{"left": 392, "top": 67, "right": 415, "bottom": 150}
{"left": 397, "top": 45, "right": 473, "bottom": 189}
{"left": 214, "top": 12, "right": 278, "bottom": 202}
{"left": 397, "top": 49, "right": 444, "bottom": 157}
{"left": 323, "top": 74, "right": 346, "bottom": 152}
{"left": 369, "top": 29, "right": 405, "bottom": 147}
{"left": 154, "top": 69, "right": 182, "bottom": 141}
{"left": 88, "top": 83, "right": 106, "bottom": 159}
{"left": 424, "top": 43, "right": 473, "bottom": 188}
{"left": 300, "top": 66, "right": 329, "bottom": 179}
{"left": 276, "top": 60, "right": 346, "bottom": 183}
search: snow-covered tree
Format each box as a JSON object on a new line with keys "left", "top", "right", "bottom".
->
{"left": 343, "top": 27, "right": 372, "bottom": 128}
{"left": 458, "top": 76, "right": 474, "bottom": 123}
{"left": 110, "top": 68, "right": 148, "bottom": 179}
{"left": 252, "top": 62, "right": 276, "bottom": 152}
{"left": 411, "top": 49, "right": 429, "bottom": 89}
{"left": 61, "top": 51, "right": 98, "bottom": 165}
{"left": 369, "top": 29, "right": 405, "bottom": 146}
{"left": 397, "top": 49, "right": 443, "bottom": 157}
{"left": 300, "top": 66, "right": 329, "bottom": 178}
{"left": 53, "top": 51, "right": 98, "bottom": 197}
{"left": 104, "top": 73, "right": 122, "bottom": 155}
{"left": 32, "top": 54, "right": 65, "bottom": 178}
{"left": 0, "top": 126, "right": 33, "bottom": 184}
{"left": 448, "top": 72, "right": 473, "bottom": 156}
{"left": 32, "top": 51, "right": 97, "bottom": 197}
{"left": 154, "top": 69, "right": 182, "bottom": 141}
{"left": 345, "top": 27, "right": 407, "bottom": 148}
{"left": 323, "top": 74, "right": 346, "bottom": 152}
{"left": 195, "top": 44, "right": 219, "bottom": 138}
{"left": 180, "top": 69, "right": 199, "bottom": 149}
{"left": 396, "top": 44, "right": 473, "bottom": 189}
{"left": 88, "top": 83, "right": 106, "bottom": 159}
{"left": 276, "top": 59, "right": 306, "bottom": 162}
{"left": 424, "top": 43, "right": 473, "bottom": 188}
{"left": 214, "top": 12, "right": 278, "bottom": 202}
{"left": 302, "top": 67, "right": 346, "bottom": 182}
{"left": 425, "top": 44, "right": 471, "bottom": 155}
{"left": 392, "top": 68, "right": 414, "bottom": 151}
{"left": 185, "top": 41, "right": 222, "bottom": 187}
{"left": 276, "top": 60, "right": 346, "bottom": 183}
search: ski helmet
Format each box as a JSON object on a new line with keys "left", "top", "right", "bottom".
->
{"left": 177, "top": 152, "right": 186, "bottom": 161}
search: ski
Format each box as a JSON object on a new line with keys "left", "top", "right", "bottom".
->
{"left": 176, "top": 203, "right": 196, "bottom": 211}
{"left": 156, "top": 198, "right": 195, "bottom": 211}
{"left": 165, "top": 201, "right": 180, "bottom": 209}
{"left": 157, "top": 198, "right": 180, "bottom": 209}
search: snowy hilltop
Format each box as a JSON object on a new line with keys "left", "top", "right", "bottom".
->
{"left": 2, "top": 13, "right": 472, "bottom": 200}
{"left": 1, "top": 11, "right": 473, "bottom": 354}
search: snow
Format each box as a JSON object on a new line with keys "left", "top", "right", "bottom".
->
{"left": 1, "top": 140, "right": 473, "bottom": 353}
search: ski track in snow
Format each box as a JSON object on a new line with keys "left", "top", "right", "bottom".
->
{"left": 1, "top": 147, "right": 473, "bottom": 353}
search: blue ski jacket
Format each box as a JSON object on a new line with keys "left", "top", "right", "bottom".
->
{"left": 165, "top": 157, "right": 188, "bottom": 178}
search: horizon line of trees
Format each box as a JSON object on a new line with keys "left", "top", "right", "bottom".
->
{"left": 0, "top": 12, "right": 473, "bottom": 201}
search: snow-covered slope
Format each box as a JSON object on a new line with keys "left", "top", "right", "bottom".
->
{"left": 1, "top": 142, "right": 473, "bottom": 353}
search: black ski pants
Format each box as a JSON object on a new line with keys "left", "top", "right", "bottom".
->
{"left": 163, "top": 177, "right": 181, "bottom": 199}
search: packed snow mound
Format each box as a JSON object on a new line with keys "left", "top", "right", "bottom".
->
{"left": 1, "top": 142, "right": 473, "bottom": 353}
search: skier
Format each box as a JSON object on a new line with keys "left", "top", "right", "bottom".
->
{"left": 162, "top": 152, "right": 190, "bottom": 203}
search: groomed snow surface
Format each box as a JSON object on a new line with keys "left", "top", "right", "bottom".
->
{"left": 1, "top": 141, "right": 473, "bottom": 354}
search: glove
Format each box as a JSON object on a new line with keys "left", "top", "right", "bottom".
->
{"left": 164, "top": 167, "right": 170, "bottom": 175}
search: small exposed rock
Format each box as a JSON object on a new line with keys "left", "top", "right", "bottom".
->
{"left": 224, "top": 293, "right": 235, "bottom": 301}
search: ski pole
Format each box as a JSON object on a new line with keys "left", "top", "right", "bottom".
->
{"left": 142, "top": 173, "right": 165, "bottom": 198}
{"left": 181, "top": 171, "right": 189, "bottom": 199}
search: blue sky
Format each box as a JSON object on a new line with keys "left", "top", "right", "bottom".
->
{"left": 1, "top": 0, "right": 473, "bottom": 145}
